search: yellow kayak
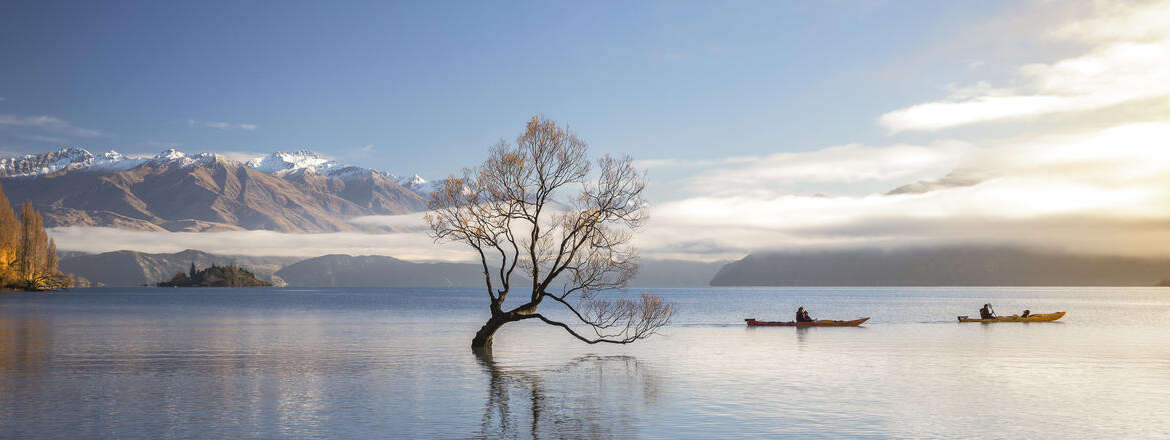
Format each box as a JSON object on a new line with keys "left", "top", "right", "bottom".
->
{"left": 957, "top": 312, "right": 1065, "bottom": 323}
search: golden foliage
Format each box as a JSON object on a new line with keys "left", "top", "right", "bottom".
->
{"left": 0, "top": 182, "right": 70, "bottom": 291}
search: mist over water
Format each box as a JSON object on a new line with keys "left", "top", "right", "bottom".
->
{"left": 2, "top": 287, "right": 1169, "bottom": 439}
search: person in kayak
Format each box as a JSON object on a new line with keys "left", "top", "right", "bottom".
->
{"left": 1021, "top": 309, "right": 1031, "bottom": 318}
{"left": 979, "top": 304, "right": 996, "bottom": 319}
{"left": 796, "top": 306, "right": 813, "bottom": 322}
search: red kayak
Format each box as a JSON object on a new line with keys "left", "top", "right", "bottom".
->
{"left": 744, "top": 317, "right": 869, "bottom": 327}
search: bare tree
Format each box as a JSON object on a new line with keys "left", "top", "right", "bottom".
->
{"left": 427, "top": 116, "right": 675, "bottom": 350}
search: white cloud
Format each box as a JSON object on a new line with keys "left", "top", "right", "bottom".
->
{"left": 0, "top": 114, "right": 104, "bottom": 138}
{"left": 639, "top": 122, "right": 1170, "bottom": 261}
{"left": 880, "top": 1, "right": 1170, "bottom": 132}
{"left": 347, "top": 212, "right": 429, "bottom": 231}
{"left": 49, "top": 227, "right": 474, "bottom": 262}
{"left": 685, "top": 142, "right": 974, "bottom": 197}
{"left": 43, "top": 123, "right": 1170, "bottom": 263}
{"left": 188, "top": 119, "right": 257, "bottom": 131}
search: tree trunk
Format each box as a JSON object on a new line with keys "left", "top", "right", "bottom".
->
{"left": 471, "top": 314, "right": 513, "bottom": 351}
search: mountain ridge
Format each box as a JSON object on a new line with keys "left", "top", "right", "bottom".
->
{"left": 59, "top": 249, "right": 727, "bottom": 287}
{"left": 1, "top": 147, "right": 437, "bottom": 232}
{"left": 710, "top": 246, "right": 1170, "bottom": 286}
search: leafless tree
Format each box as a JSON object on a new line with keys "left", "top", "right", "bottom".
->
{"left": 427, "top": 116, "right": 675, "bottom": 350}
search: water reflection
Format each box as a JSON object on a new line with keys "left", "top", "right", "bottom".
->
{"left": 0, "top": 316, "right": 51, "bottom": 384}
{"left": 476, "top": 350, "right": 663, "bottom": 439}
{"left": 4, "top": 287, "right": 1170, "bottom": 438}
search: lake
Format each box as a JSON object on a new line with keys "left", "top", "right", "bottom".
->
{"left": 2, "top": 286, "right": 1169, "bottom": 439}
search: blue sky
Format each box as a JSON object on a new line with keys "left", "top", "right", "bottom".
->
{"left": 12, "top": 0, "right": 1170, "bottom": 260}
{"left": 2, "top": 0, "right": 1014, "bottom": 180}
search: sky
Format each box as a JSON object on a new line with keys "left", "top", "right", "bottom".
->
{"left": 1, "top": 0, "right": 1015, "bottom": 176}
{"left": 6, "top": 0, "right": 1170, "bottom": 261}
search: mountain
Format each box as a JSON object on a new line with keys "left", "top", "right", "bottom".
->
{"left": 0, "top": 147, "right": 432, "bottom": 232}
{"left": 58, "top": 248, "right": 726, "bottom": 288}
{"left": 275, "top": 254, "right": 723, "bottom": 287}
{"left": 275, "top": 254, "right": 493, "bottom": 287}
{"left": 0, "top": 148, "right": 148, "bottom": 177}
{"left": 627, "top": 259, "right": 727, "bottom": 287}
{"left": 396, "top": 174, "right": 443, "bottom": 195}
{"left": 59, "top": 249, "right": 299, "bottom": 286}
{"left": 710, "top": 246, "right": 1170, "bottom": 286}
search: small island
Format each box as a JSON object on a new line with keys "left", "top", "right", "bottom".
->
{"left": 158, "top": 263, "right": 272, "bottom": 287}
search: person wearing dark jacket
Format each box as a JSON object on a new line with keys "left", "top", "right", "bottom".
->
{"left": 979, "top": 304, "right": 996, "bottom": 319}
{"left": 796, "top": 306, "right": 813, "bottom": 322}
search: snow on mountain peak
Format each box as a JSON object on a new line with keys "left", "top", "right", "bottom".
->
{"left": 397, "top": 173, "right": 442, "bottom": 194}
{"left": 0, "top": 147, "right": 137, "bottom": 177}
{"left": 154, "top": 149, "right": 186, "bottom": 160}
{"left": 403, "top": 174, "right": 427, "bottom": 186}
{"left": 2, "top": 147, "right": 434, "bottom": 196}
{"left": 247, "top": 149, "right": 342, "bottom": 176}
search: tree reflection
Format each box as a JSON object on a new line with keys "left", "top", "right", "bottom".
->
{"left": 475, "top": 350, "right": 663, "bottom": 439}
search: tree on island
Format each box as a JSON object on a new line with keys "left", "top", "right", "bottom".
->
{"left": 427, "top": 116, "right": 675, "bottom": 351}
{"left": 0, "top": 181, "right": 70, "bottom": 291}
{"left": 158, "top": 263, "right": 272, "bottom": 287}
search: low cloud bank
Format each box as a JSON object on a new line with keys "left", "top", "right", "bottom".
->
{"left": 642, "top": 122, "right": 1170, "bottom": 261}
{"left": 48, "top": 122, "right": 1170, "bottom": 263}
{"left": 49, "top": 227, "right": 474, "bottom": 262}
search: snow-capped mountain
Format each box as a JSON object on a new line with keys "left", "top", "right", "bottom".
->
{"left": 0, "top": 147, "right": 143, "bottom": 177}
{"left": 1, "top": 147, "right": 428, "bottom": 186}
{"left": 0, "top": 147, "right": 228, "bottom": 178}
{"left": 0, "top": 147, "right": 435, "bottom": 233}
{"left": 396, "top": 174, "right": 443, "bottom": 194}
{"left": 247, "top": 149, "right": 346, "bottom": 176}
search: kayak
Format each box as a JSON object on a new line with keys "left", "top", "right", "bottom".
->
{"left": 744, "top": 317, "right": 869, "bottom": 327}
{"left": 957, "top": 312, "right": 1065, "bottom": 323}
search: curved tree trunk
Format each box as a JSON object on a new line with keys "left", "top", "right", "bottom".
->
{"left": 471, "top": 314, "right": 513, "bottom": 350}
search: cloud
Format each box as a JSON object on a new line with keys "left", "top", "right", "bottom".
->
{"left": 0, "top": 114, "right": 105, "bottom": 138}
{"left": 360, "top": 144, "right": 374, "bottom": 153}
{"left": 684, "top": 142, "right": 974, "bottom": 197}
{"left": 49, "top": 227, "right": 474, "bottom": 262}
{"left": 638, "top": 122, "right": 1170, "bottom": 261}
{"left": 188, "top": 119, "right": 257, "bottom": 131}
{"left": 43, "top": 123, "right": 1170, "bottom": 263}
{"left": 347, "top": 212, "right": 429, "bottom": 231}
{"left": 880, "top": 1, "right": 1170, "bottom": 132}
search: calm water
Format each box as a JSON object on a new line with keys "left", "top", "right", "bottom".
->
{"left": 2, "top": 286, "right": 1169, "bottom": 439}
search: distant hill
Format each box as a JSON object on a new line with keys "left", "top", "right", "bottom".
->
{"left": 710, "top": 246, "right": 1170, "bottom": 286}
{"left": 59, "top": 249, "right": 298, "bottom": 287}
{"left": 628, "top": 259, "right": 727, "bottom": 287}
{"left": 274, "top": 254, "right": 499, "bottom": 287}
{"left": 275, "top": 254, "right": 727, "bottom": 287}
{"left": 58, "top": 249, "right": 727, "bottom": 288}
